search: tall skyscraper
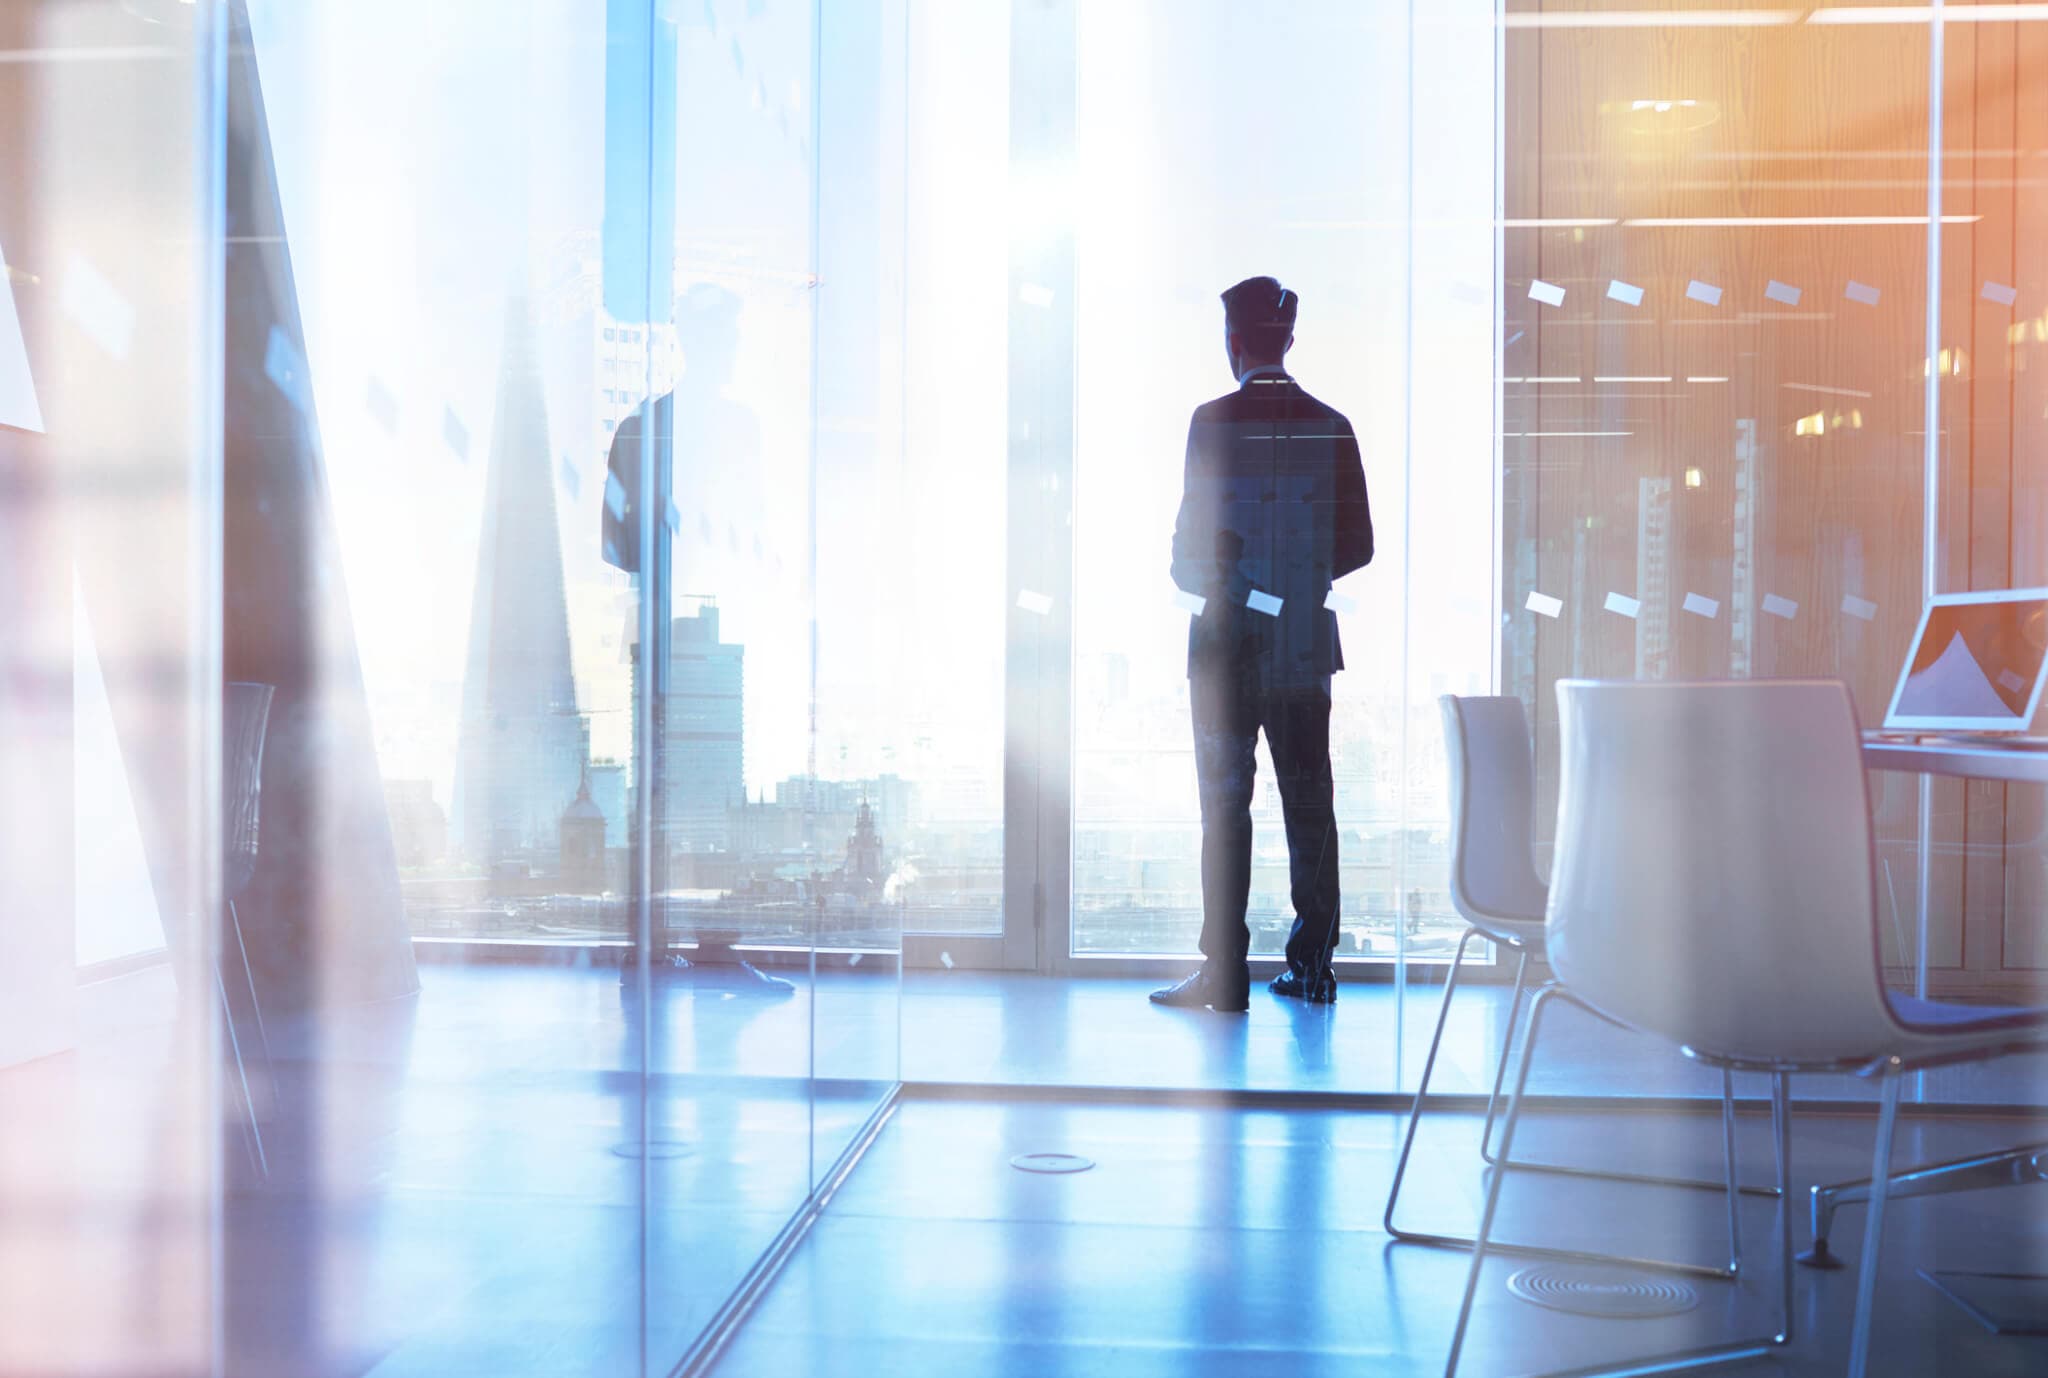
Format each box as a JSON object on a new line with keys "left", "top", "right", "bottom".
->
{"left": 634, "top": 601, "right": 743, "bottom": 853}
{"left": 451, "top": 299, "right": 590, "bottom": 864}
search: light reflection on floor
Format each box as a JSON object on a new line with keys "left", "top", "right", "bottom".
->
{"left": 2, "top": 961, "right": 2041, "bottom": 1375}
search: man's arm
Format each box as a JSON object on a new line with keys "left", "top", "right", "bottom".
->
{"left": 1170, "top": 416, "right": 1217, "bottom": 596}
{"left": 600, "top": 411, "right": 642, "bottom": 573}
{"left": 1332, "top": 421, "right": 1373, "bottom": 579}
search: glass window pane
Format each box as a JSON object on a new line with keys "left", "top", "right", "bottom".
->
{"left": 1070, "top": 1, "right": 1415, "bottom": 961}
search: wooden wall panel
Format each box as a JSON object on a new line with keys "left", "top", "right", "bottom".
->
{"left": 1504, "top": 5, "right": 2048, "bottom": 998}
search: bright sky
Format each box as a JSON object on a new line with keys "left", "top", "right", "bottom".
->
{"left": 244, "top": 0, "right": 1496, "bottom": 832}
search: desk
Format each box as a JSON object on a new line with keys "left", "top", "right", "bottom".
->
{"left": 1802, "top": 735, "right": 2048, "bottom": 1280}
{"left": 1857, "top": 734, "right": 2048, "bottom": 997}
{"left": 1863, "top": 735, "right": 2048, "bottom": 787}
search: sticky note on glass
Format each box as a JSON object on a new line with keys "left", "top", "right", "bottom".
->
{"left": 1682, "top": 593, "right": 1720, "bottom": 619}
{"left": 1173, "top": 588, "right": 1208, "bottom": 616}
{"left": 1246, "top": 589, "right": 1284, "bottom": 617}
{"left": 1526, "top": 591, "right": 1563, "bottom": 619}
{"left": 444, "top": 406, "right": 470, "bottom": 461}
{"left": 1323, "top": 589, "right": 1356, "bottom": 614}
{"left": 62, "top": 253, "right": 134, "bottom": 359}
{"left": 1762, "top": 593, "right": 1799, "bottom": 620}
{"left": 366, "top": 376, "right": 400, "bottom": 433}
{"left": 1604, "top": 591, "right": 1641, "bottom": 619}
{"left": 1607, "top": 279, "right": 1644, "bottom": 307}
{"left": 263, "top": 325, "right": 310, "bottom": 413}
{"left": 1528, "top": 279, "right": 1566, "bottom": 307}
{"left": 1764, "top": 280, "right": 1802, "bottom": 307}
{"left": 1845, "top": 280, "right": 1881, "bottom": 307}
{"left": 1016, "top": 589, "right": 1053, "bottom": 615}
{"left": 1686, "top": 279, "right": 1722, "bottom": 307}
{"left": 1983, "top": 280, "right": 2019, "bottom": 307}
{"left": 1842, "top": 594, "right": 1878, "bottom": 622}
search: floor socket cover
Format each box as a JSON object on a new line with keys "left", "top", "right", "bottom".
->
{"left": 1507, "top": 1264, "right": 1699, "bottom": 1319}
{"left": 1011, "top": 1153, "right": 1095, "bottom": 1174}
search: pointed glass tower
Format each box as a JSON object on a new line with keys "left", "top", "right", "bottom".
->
{"left": 451, "top": 299, "right": 589, "bottom": 866}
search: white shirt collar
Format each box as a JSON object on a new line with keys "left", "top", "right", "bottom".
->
{"left": 1237, "top": 363, "right": 1290, "bottom": 385}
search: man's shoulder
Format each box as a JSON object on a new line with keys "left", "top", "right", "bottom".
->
{"left": 1194, "top": 380, "right": 1353, "bottom": 431}
{"left": 1285, "top": 383, "right": 1353, "bottom": 431}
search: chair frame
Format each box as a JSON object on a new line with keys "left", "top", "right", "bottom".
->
{"left": 1443, "top": 982, "right": 1796, "bottom": 1378}
{"left": 1442, "top": 680, "right": 2048, "bottom": 1378}
{"left": 1800, "top": 1140, "right": 2048, "bottom": 1270}
{"left": 1385, "top": 930, "right": 1767, "bottom": 1282}
{"left": 1387, "top": 694, "right": 1779, "bottom": 1286}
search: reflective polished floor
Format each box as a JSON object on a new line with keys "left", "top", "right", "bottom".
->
{"left": 0, "top": 960, "right": 891, "bottom": 1376}
{"left": 711, "top": 1096, "right": 2048, "bottom": 1377}
{"left": 6, "top": 960, "right": 2041, "bottom": 1375}
{"left": 904, "top": 970, "right": 2048, "bottom": 1106}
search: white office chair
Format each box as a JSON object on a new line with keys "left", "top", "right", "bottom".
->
{"left": 1443, "top": 680, "right": 2048, "bottom": 1378}
{"left": 1385, "top": 696, "right": 1767, "bottom": 1281}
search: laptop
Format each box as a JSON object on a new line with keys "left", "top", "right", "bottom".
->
{"left": 1880, "top": 588, "right": 2048, "bottom": 737}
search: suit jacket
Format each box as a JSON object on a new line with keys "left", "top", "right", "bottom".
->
{"left": 1170, "top": 370, "right": 1373, "bottom": 687}
{"left": 600, "top": 393, "right": 670, "bottom": 573}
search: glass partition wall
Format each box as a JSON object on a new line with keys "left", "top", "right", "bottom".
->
{"left": 0, "top": 1, "right": 906, "bottom": 1373}
{"left": 1502, "top": 0, "right": 2048, "bottom": 1087}
{"left": 9, "top": 1, "right": 2048, "bottom": 1374}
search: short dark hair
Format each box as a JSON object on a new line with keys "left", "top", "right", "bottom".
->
{"left": 1221, "top": 275, "right": 1297, "bottom": 358}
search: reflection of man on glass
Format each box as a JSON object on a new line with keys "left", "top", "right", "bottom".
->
{"left": 602, "top": 283, "right": 786, "bottom": 992}
{"left": 1152, "top": 277, "right": 1373, "bottom": 1013}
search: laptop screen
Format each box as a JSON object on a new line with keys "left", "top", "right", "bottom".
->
{"left": 1885, "top": 593, "right": 2048, "bottom": 730}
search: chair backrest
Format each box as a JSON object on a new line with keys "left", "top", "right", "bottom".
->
{"left": 223, "top": 681, "right": 275, "bottom": 902}
{"left": 1441, "top": 695, "right": 1548, "bottom": 929}
{"left": 1548, "top": 679, "right": 1900, "bottom": 1067}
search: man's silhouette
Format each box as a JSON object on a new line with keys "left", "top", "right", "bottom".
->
{"left": 1152, "top": 277, "right": 1373, "bottom": 1013}
{"left": 601, "top": 284, "right": 787, "bottom": 994}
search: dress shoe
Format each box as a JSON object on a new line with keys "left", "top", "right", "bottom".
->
{"left": 1269, "top": 968, "right": 1337, "bottom": 1004}
{"left": 1149, "top": 968, "right": 1250, "bottom": 1013}
{"left": 732, "top": 959, "right": 796, "bottom": 996}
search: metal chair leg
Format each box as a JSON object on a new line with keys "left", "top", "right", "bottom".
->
{"left": 217, "top": 968, "right": 267, "bottom": 1179}
{"left": 1481, "top": 979, "right": 1778, "bottom": 1202}
{"left": 1476, "top": 949, "right": 1528, "bottom": 1162}
{"left": 1391, "top": 962, "right": 1745, "bottom": 1281}
{"left": 1385, "top": 927, "right": 1478, "bottom": 1241}
{"left": 1446, "top": 982, "right": 1559, "bottom": 1377}
{"left": 1719, "top": 1068, "right": 1744, "bottom": 1277}
{"left": 1771, "top": 1072, "right": 1794, "bottom": 1345}
{"left": 227, "top": 897, "right": 274, "bottom": 1068}
{"left": 1445, "top": 983, "right": 1784, "bottom": 1378}
{"left": 1848, "top": 1068, "right": 1903, "bottom": 1378}
{"left": 226, "top": 898, "right": 278, "bottom": 1118}
{"left": 1801, "top": 1138, "right": 2048, "bottom": 1270}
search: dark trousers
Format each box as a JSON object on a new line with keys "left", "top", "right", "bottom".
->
{"left": 1191, "top": 671, "right": 1341, "bottom": 980}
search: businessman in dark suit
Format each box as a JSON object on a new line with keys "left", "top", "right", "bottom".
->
{"left": 1151, "top": 276, "right": 1373, "bottom": 1013}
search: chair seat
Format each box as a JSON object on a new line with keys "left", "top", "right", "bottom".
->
{"left": 1468, "top": 913, "right": 1547, "bottom": 951}
{"left": 1885, "top": 993, "right": 2048, "bottom": 1071}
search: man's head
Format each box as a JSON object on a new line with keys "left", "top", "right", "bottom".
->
{"left": 676, "top": 281, "right": 741, "bottom": 386}
{"left": 1221, "top": 275, "right": 1297, "bottom": 379}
